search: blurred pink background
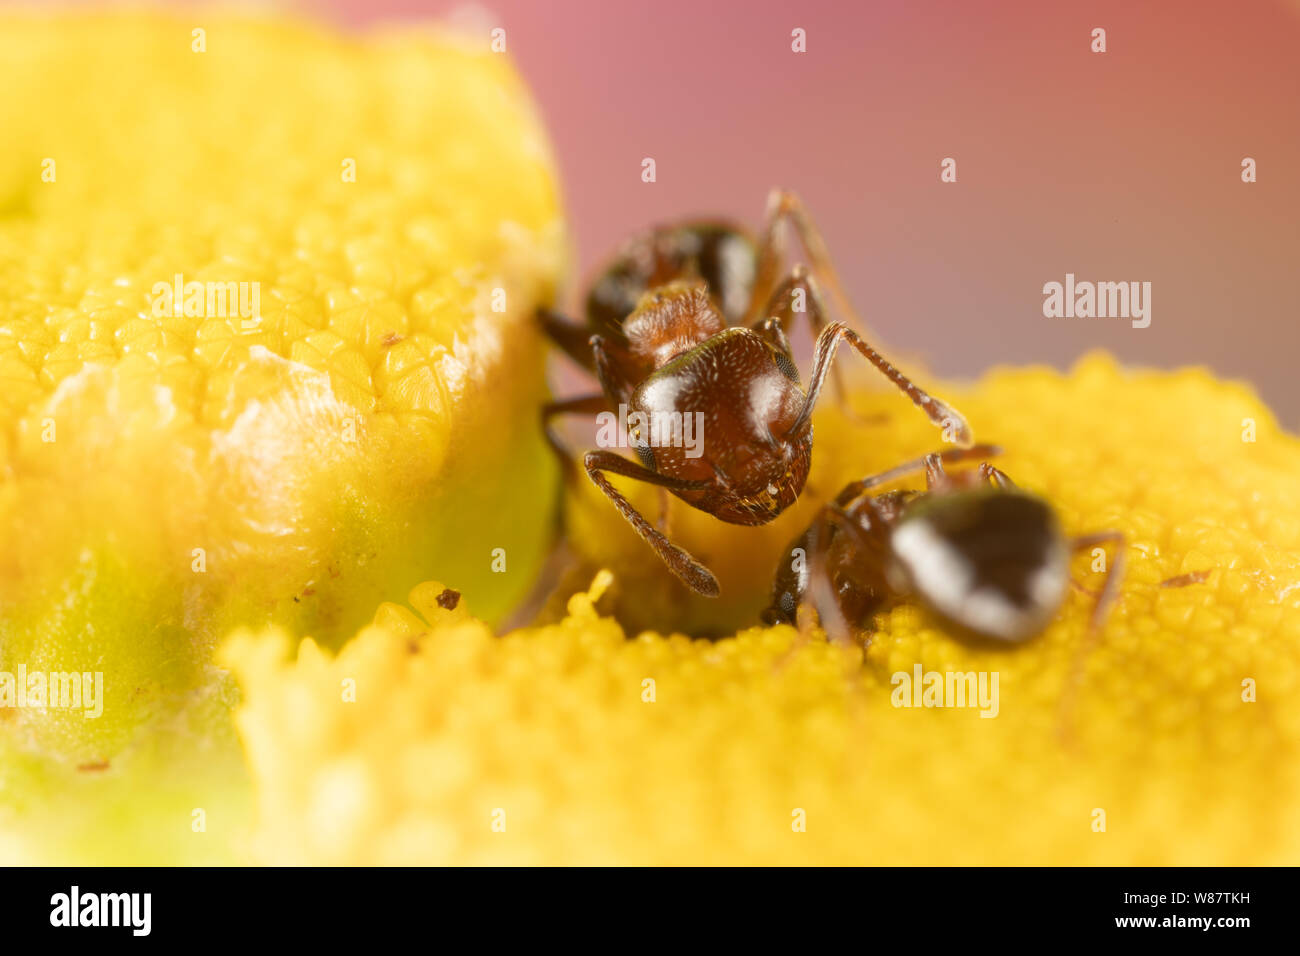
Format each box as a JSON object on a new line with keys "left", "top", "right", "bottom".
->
{"left": 322, "top": 0, "right": 1299, "bottom": 422}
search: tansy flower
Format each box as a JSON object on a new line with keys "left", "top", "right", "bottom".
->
{"left": 0, "top": 10, "right": 562, "bottom": 862}
{"left": 221, "top": 358, "right": 1300, "bottom": 865}
{"left": 3, "top": 11, "right": 1297, "bottom": 867}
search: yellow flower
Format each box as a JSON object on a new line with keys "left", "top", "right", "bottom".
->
{"left": 0, "top": 10, "right": 562, "bottom": 861}
{"left": 4, "top": 9, "right": 1296, "bottom": 869}
{"left": 222, "top": 357, "right": 1300, "bottom": 865}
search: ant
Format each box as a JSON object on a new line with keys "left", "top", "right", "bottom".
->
{"left": 540, "top": 189, "right": 973, "bottom": 597}
{"left": 761, "top": 444, "right": 1127, "bottom": 648}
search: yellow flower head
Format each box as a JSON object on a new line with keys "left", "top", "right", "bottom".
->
{"left": 0, "top": 10, "right": 565, "bottom": 769}
{"left": 223, "top": 358, "right": 1300, "bottom": 865}
{"left": 2, "top": 10, "right": 1297, "bottom": 868}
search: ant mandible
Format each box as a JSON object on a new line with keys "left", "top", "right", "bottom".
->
{"left": 540, "top": 189, "right": 973, "bottom": 597}
{"left": 761, "top": 444, "right": 1127, "bottom": 647}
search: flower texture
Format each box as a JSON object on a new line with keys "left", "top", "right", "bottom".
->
{"left": 0, "top": 11, "right": 564, "bottom": 863}
{"left": 223, "top": 357, "right": 1300, "bottom": 865}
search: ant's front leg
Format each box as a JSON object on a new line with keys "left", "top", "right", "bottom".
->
{"left": 743, "top": 188, "right": 878, "bottom": 344}
{"left": 752, "top": 265, "right": 863, "bottom": 411}
{"left": 583, "top": 449, "right": 720, "bottom": 596}
{"left": 978, "top": 462, "right": 1016, "bottom": 489}
{"left": 773, "top": 504, "right": 863, "bottom": 669}
{"left": 921, "top": 451, "right": 1011, "bottom": 492}
{"left": 831, "top": 444, "right": 1002, "bottom": 506}
{"left": 790, "top": 320, "right": 974, "bottom": 448}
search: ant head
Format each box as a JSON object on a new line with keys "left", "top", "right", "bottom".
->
{"left": 631, "top": 326, "right": 812, "bottom": 525}
{"left": 707, "top": 422, "right": 811, "bottom": 524}
{"left": 760, "top": 598, "right": 795, "bottom": 627}
{"left": 888, "top": 489, "right": 1068, "bottom": 643}
{"left": 701, "top": 327, "right": 814, "bottom": 524}
{"left": 764, "top": 526, "right": 815, "bottom": 626}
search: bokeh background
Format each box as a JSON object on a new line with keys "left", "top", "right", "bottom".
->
{"left": 29, "top": 0, "right": 1300, "bottom": 422}
{"left": 320, "top": 0, "right": 1300, "bottom": 424}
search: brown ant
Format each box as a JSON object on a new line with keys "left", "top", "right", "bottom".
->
{"left": 540, "top": 189, "right": 973, "bottom": 596}
{"left": 762, "top": 445, "right": 1126, "bottom": 647}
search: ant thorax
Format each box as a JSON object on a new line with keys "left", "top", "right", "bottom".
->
{"left": 623, "top": 282, "right": 726, "bottom": 370}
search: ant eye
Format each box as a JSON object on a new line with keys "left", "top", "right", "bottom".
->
{"left": 773, "top": 351, "right": 799, "bottom": 382}
{"left": 634, "top": 440, "right": 656, "bottom": 471}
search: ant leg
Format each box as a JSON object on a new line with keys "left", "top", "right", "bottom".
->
{"left": 1069, "top": 531, "right": 1126, "bottom": 635}
{"left": 540, "top": 310, "right": 645, "bottom": 406}
{"left": 754, "top": 265, "right": 871, "bottom": 414}
{"left": 832, "top": 444, "right": 1002, "bottom": 506}
{"left": 743, "top": 189, "right": 874, "bottom": 342}
{"left": 1057, "top": 530, "right": 1127, "bottom": 745}
{"left": 656, "top": 487, "right": 673, "bottom": 534}
{"left": 539, "top": 307, "right": 598, "bottom": 373}
{"left": 803, "top": 507, "right": 854, "bottom": 646}
{"left": 541, "top": 394, "right": 609, "bottom": 481}
{"left": 789, "top": 322, "right": 973, "bottom": 447}
{"left": 778, "top": 504, "right": 870, "bottom": 665}
{"left": 590, "top": 334, "right": 644, "bottom": 407}
{"left": 979, "top": 463, "right": 1016, "bottom": 489}
{"left": 772, "top": 515, "right": 835, "bottom": 668}
{"left": 928, "top": 454, "right": 1016, "bottom": 493}
{"left": 922, "top": 452, "right": 948, "bottom": 491}
{"left": 583, "top": 450, "right": 719, "bottom": 596}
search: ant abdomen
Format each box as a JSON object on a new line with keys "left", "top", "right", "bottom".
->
{"left": 890, "top": 490, "right": 1070, "bottom": 644}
